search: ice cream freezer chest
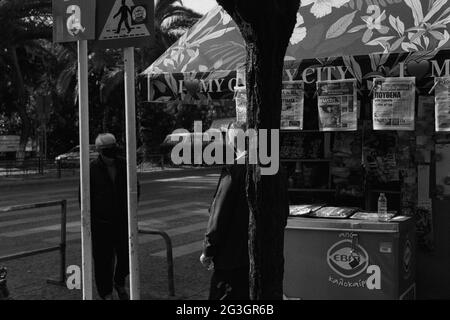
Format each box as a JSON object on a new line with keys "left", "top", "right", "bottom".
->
{"left": 283, "top": 216, "right": 416, "bottom": 300}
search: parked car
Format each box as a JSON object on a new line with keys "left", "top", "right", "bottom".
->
{"left": 160, "top": 132, "right": 205, "bottom": 164}
{"left": 55, "top": 145, "right": 99, "bottom": 167}
{"left": 160, "top": 118, "right": 236, "bottom": 165}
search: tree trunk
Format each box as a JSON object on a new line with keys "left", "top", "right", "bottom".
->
{"left": 102, "top": 104, "right": 110, "bottom": 132}
{"left": 216, "top": 1, "right": 299, "bottom": 299}
{"left": 9, "top": 45, "right": 31, "bottom": 162}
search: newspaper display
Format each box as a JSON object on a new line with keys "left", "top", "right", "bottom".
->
{"left": 281, "top": 81, "right": 304, "bottom": 130}
{"left": 435, "top": 77, "right": 450, "bottom": 132}
{"left": 373, "top": 77, "right": 415, "bottom": 131}
{"left": 234, "top": 86, "right": 247, "bottom": 123}
{"left": 317, "top": 79, "right": 358, "bottom": 131}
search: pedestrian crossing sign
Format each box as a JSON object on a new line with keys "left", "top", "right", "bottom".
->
{"left": 95, "top": 0, "right": 154, "bottom": 48}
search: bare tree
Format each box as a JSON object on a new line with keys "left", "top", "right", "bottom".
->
{"left": 215, "top": 0, "right": 300, "bottom": 299}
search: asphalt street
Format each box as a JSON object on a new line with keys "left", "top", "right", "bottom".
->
{"left": 0, "top": 167, "right": 221, "bottom": 300}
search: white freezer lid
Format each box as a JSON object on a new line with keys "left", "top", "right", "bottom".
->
{"left": 286, "top": 216, "right": 413, "bottom": 234}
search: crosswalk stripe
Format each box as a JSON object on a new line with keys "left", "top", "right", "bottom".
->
{"left": 0, "top": 220, "right": 81, "bottom": 237}
{"left": 0, "top": 199, "right": 78, "bottom": 219}
{"left": 0, "top": 214, "right": 67, "bottom": 228}
{"left": 139, "top": 208, "right": 208, "bottom": 227}
{"left": 0, "top": 195, "right": 77, "bottom": 209}
{"left": 0, "top": 187, "right": 78, "bottom": 200}
{"left": 153, "top": 176, "right": 202, "bottom": 182}
{"left": 0, "top": 177, "right": 216, "bottom": 207}
{"left": 177, "top": 179, "right": 217, "bottom": 183}
{"left": 0, "top": 199, "right": 168, "bottom": 228}
{"left": 44, "top": 211, "right": 209, "bottom": 244}
{"left": 152, "top": 240, "right": 204, "bottom": 258}
{"left": 0, "top": 195, "right": 78, "bottom": 208}
{"left": 139, "top": 222, "right": 205, "bottom": 245}
{"left": 0, "top": 185, "right": 214, "bottom": 220}
{"left": 47, "top": 233, "right": 80, "bottom": 243}
{"left": 168, "top": 186, "right": 211, "bottom": 190}
{"left": 1, "top": 201, "right": 208, "bottom": 237}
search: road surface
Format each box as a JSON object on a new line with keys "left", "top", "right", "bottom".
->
{"left": 0, "top": 167, "right": 221, "bottom": 300}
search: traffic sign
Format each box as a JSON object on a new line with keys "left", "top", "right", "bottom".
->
{"left": 52, "top": 0, "right": 96, "bottom": 43}
{"left": 95, "top": 0, "right": 154, "bottom": 48}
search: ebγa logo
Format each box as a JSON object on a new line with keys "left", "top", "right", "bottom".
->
{"left": 327, "top": 240, "right": 369, "bottom": 278}
{"left": 403, "top": 239, "right": 412, "bottom": 278}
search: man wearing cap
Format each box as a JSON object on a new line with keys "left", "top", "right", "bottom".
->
{"left": 81, "top": 133, "right": 140, "bottom": 300}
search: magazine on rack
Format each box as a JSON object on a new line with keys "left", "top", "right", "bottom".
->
{"left": 373, "top": 77, "right": 415, "bottom": 131}
{"left": 281, "top": 81, "right": 304, "bottom": 130}
{"left": 317, "top": 79, "right": 358, "bottom": 131}
{"left": 435, "top": 77, "right": 450, "bottom": 132}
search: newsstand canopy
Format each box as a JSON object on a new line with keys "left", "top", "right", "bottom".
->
{"left": 143, "top": 1, "right": 450, "bottom": 102}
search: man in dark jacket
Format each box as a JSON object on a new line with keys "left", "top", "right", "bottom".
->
{"left": 200, "top": 122, "right": 250, "bottom": 300}
{"left": 81, "top": 133, "right": 139, "bottom": 300}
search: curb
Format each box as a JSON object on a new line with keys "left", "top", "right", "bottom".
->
{"left": 0, "top": 166, "right": 222, "bottom": 188}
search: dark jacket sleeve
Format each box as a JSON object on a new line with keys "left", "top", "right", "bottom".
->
{"left": 137, "top": 179, "right": 141, "bottom": 203}
{"left": 203, "top": 168, "right": 235, "bottom": 257}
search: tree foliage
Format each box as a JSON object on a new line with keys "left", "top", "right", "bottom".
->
{"left": 0, "top": 0, "right": 201, "bottom": 158}
{"left": 0, "top": 0, "right": 53, "bottom": 159}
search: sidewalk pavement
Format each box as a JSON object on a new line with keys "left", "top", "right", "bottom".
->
{"left": 3, "top": 242, "right": 211, "bottom": 300}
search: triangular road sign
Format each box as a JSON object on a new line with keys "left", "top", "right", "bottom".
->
{"left": 99, "top": 0, "right": 150, "bottom": 41}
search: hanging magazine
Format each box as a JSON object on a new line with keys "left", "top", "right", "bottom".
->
{"left": 281, "top": 81, "right": 304, "bottom": 130}
{"left": 317, "top": 79, "right": 358, "bottom": 131}
{"left": 435, "top": 77, "right": 450, "bottom": 132}
{"left": 373, "top": 77, "right": 415, "bottom": 131}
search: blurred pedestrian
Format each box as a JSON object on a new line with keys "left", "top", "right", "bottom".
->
{"left": 200, "top": 122, "right": 250, "bottom": 300}
{"left": 79, "top": 133, "right": 139, "bottom": 300}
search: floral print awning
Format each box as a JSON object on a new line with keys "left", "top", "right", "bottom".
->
{"left": 143, "top": 5, "right": 246, "bottom": 76}
{"left": 142, "top": 0, "right": 450, "bottom": 78}
{"left": 291, "top": 0, "right": 450, "bottom": 59}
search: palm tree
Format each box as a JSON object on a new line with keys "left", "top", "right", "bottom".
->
{"left": 0, "top": 0, "right": 202, "bottom": 159}
{"left": 137, "top": 1, "right": 202, "bottom": 158}
{"left": 124, "top": 0, "right": 203, "bottom": 75}
{"left": 55, "top": 0, "right": 202, "bottom": 132}
{"left": 155, "top": 0, "right": 202, "bottom": 50}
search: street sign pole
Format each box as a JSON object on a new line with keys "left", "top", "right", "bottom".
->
{"left": 124, "top": 46, "right": 140, "bottom": 300}
{"left": 93, "top": 0, "right": 153, "bottom": 300}
{"left": 77, "top": 39, "right": 93, "bottom": 300}
{"left": 53, "top": 0, "right": 96, "bottom": 300}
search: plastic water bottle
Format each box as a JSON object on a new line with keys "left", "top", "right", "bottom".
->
{"left": 377, "top": 193, "right": 388, "bottom": 221}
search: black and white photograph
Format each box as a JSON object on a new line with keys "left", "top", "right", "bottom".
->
{"left": 1, "top": 0, "right": 450, "bottom": 314}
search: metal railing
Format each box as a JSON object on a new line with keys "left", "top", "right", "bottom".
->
{"left": 0, "top": 158, "right": 79, "bottom": 178}
{"left": 0, "top": 154, "right": 171, "bottom": 178}
{"left": 0, "top": 200, "right": 67, "bottom": 286}
{"left": 0, "top": 158, "right": 47, "bottom": 176}
{"left": 138, "top": 228, "right": 175, "bottom": 297}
